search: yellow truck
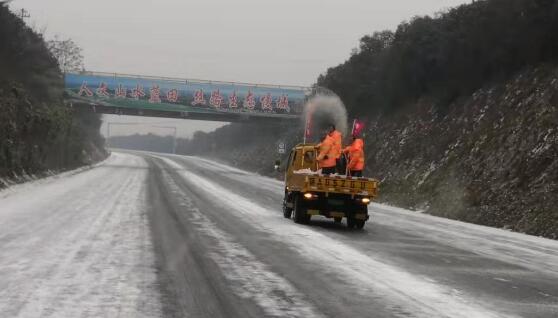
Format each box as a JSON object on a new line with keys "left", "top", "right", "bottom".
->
{"left": 280, "top": 144, "right": 379, "bottom": 229}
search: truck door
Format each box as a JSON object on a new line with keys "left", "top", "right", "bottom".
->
{"left": 285, "top": 149, "right": 299, "bottom": 186}
{"left": 285, "top": 150, "right": 294, "bottom": 184}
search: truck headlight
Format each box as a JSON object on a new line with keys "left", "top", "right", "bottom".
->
{"left": 361, "top": 197, "right": 371, "bottom": 204}
{"left": 303, "top": 193, "right": 313, "bottom": 199}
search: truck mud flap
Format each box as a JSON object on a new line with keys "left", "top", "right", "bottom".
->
{"left": 354, "top": 214, "right": 369, "bottom": 220}
{"left": 329, "top": 212, "right": 346, "bottom": 218}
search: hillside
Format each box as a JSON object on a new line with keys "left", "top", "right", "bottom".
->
{"left": 366, "top": 66, "right": 558, "bottom": 238}
{"left": 0, "top": 4, "right": 106, "bottom": 184}
{"left": 178, "top": 0, "right": 558, "bottom": 239}
{"left": 177, "top": 66, "right": 558, "bottom": 239}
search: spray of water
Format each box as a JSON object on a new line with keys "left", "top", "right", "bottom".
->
{"left": 302, "top": 87, "right": 348, "bottom": 142}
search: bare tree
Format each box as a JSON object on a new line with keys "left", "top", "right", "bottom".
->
{"left": 47, "top": 36, "right": 84, "bottom": 73}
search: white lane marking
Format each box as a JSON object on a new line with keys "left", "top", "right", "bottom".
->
{"left": 159, "top": 167, "right": 324, "bottom": 318}
{"left": 538, "top": 291, "right": 551, "bottom": 297}
{"left": 158, "top": 155, "right": 513, "bottom": 318}
{"left": 0, "top": 153, "right": 161, "bottom": 318}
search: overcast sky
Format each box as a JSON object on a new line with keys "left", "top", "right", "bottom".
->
{"left": 12, "top": 0, "right": 468, "bottom": 138}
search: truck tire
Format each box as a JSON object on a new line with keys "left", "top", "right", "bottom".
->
{"left": 334, "top": 217, "right": 342, "bottom": 223}
{"left": 293, "top": 196, "right": 309, "bottom": 224}
{"left": 351, "top": 206, "right": 368, "bottom": 229}
{"left": 347, "top": 217, "right": 356, "bottom": 229}
{"left": 282, "top": 196, "right": 293, "bottom": 219}
{"left": 283, "top": 202, "right": 293, "bottom": 219}
{"left": 355, "top": 220, "right": 365, "bottom": 230}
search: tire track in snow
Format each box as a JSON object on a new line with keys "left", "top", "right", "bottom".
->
{"left": 157, "top": 164, "right": 325, "bottom": 318}
{"left": 157, "top": 155, "right": 515, "bottom": 318}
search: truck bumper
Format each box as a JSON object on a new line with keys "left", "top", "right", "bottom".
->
{"left": 306, "top": 209, "right": 369, "bottom": 220}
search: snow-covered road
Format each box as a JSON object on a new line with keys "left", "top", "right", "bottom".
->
{"left": 1, "top": 151, "right": 557, "bottom": 318}
{"left": 0, "top": 153, "right": 160, "bottom": 317}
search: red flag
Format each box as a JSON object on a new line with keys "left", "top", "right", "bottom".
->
{"left": 304, "top": 101, "right": 315, "bottom": 143}
{"left": 304, "top": 115, "right": 312, "bottom": 142}
{"left": 351, "top": 119, "right": 365, "bottom": 137}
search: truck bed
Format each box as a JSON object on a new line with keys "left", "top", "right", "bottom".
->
{"left": 290, "top": 172, "right": 378, "bottom": 197}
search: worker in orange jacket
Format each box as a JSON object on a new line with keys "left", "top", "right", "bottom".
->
{"left": 343, "top": 135, "right": 365, "bottom": 177}
{"left": 316, "top": 133, "right": 337, "bottom": 175}
{"left": 326, "top": 124, "right": 343, "bottom": 173}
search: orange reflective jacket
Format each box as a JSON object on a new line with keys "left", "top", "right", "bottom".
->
{"left": 316, "top": 135, "right": 337, "bottom": 168}
{"left": 330, "top": 130, "right": 342, "bottom": 159}
{"left": 344, "top": 138, "right": 365, "bottom": 171}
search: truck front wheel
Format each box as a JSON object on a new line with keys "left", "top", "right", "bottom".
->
{"left": 282, "top": 193, "right": 293, "bottom": 219}
{"left": 283, "top": 204, "right": 293, "bottom": 219}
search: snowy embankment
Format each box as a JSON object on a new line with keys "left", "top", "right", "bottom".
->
{"left": 0, "top": 152, "right": 161, "bottom": 317}
{"left": 0, "top": 156, "right": 110, "bottom": 199}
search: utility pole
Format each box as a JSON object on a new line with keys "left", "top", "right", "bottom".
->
{"left": 18, "top": 8, "right": 30, "bottom": 20}
{"left": 106, "top": 123, "right": 111, "bottom": 148}
{"left": 153, "top": 126, "right": 177, "bottom": 154}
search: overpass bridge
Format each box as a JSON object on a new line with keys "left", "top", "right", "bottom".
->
{"left": 65, "top": 72, "right": 311, "bottom": 123}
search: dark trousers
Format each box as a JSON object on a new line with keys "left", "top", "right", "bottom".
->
{"left": 321, "top": 166, "right": 336, "bottom": 175}
{"left": 336, "top": 158, "right": 346, "bottom": 175}
{"left": 350, "top": 170, "right": 363, "bottom": 177}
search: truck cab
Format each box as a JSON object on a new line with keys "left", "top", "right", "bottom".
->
{"left": 282, "top": 144, "right": 378, "bottom": 229}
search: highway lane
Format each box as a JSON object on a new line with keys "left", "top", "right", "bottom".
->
{"left": 1, "top": 150, "right": 557, "bottom": 317}
{"left": 142, "top": 151, "right": 558, "bottom": 318}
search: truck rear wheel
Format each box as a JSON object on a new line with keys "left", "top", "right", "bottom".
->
{"left": 355, "top": 220, "right": 365, "bottom": 229}
{"left": 349, "top": 206, "right": 368, "bottom": 230}
{"left": 347, "top": 217, "right": 366, "bottom": 230}
{"left": 293, "top": 196, "right": 310, "bottom": 224}
{"left": 347, "top": 217, "right": 356, "bottom": 229}
{"left": 347, "top": 217, "right": 366, "bottom": 229}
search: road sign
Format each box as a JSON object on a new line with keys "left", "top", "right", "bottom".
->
{"left": 278, "top": 142, "right": 286, "bottom": 154}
